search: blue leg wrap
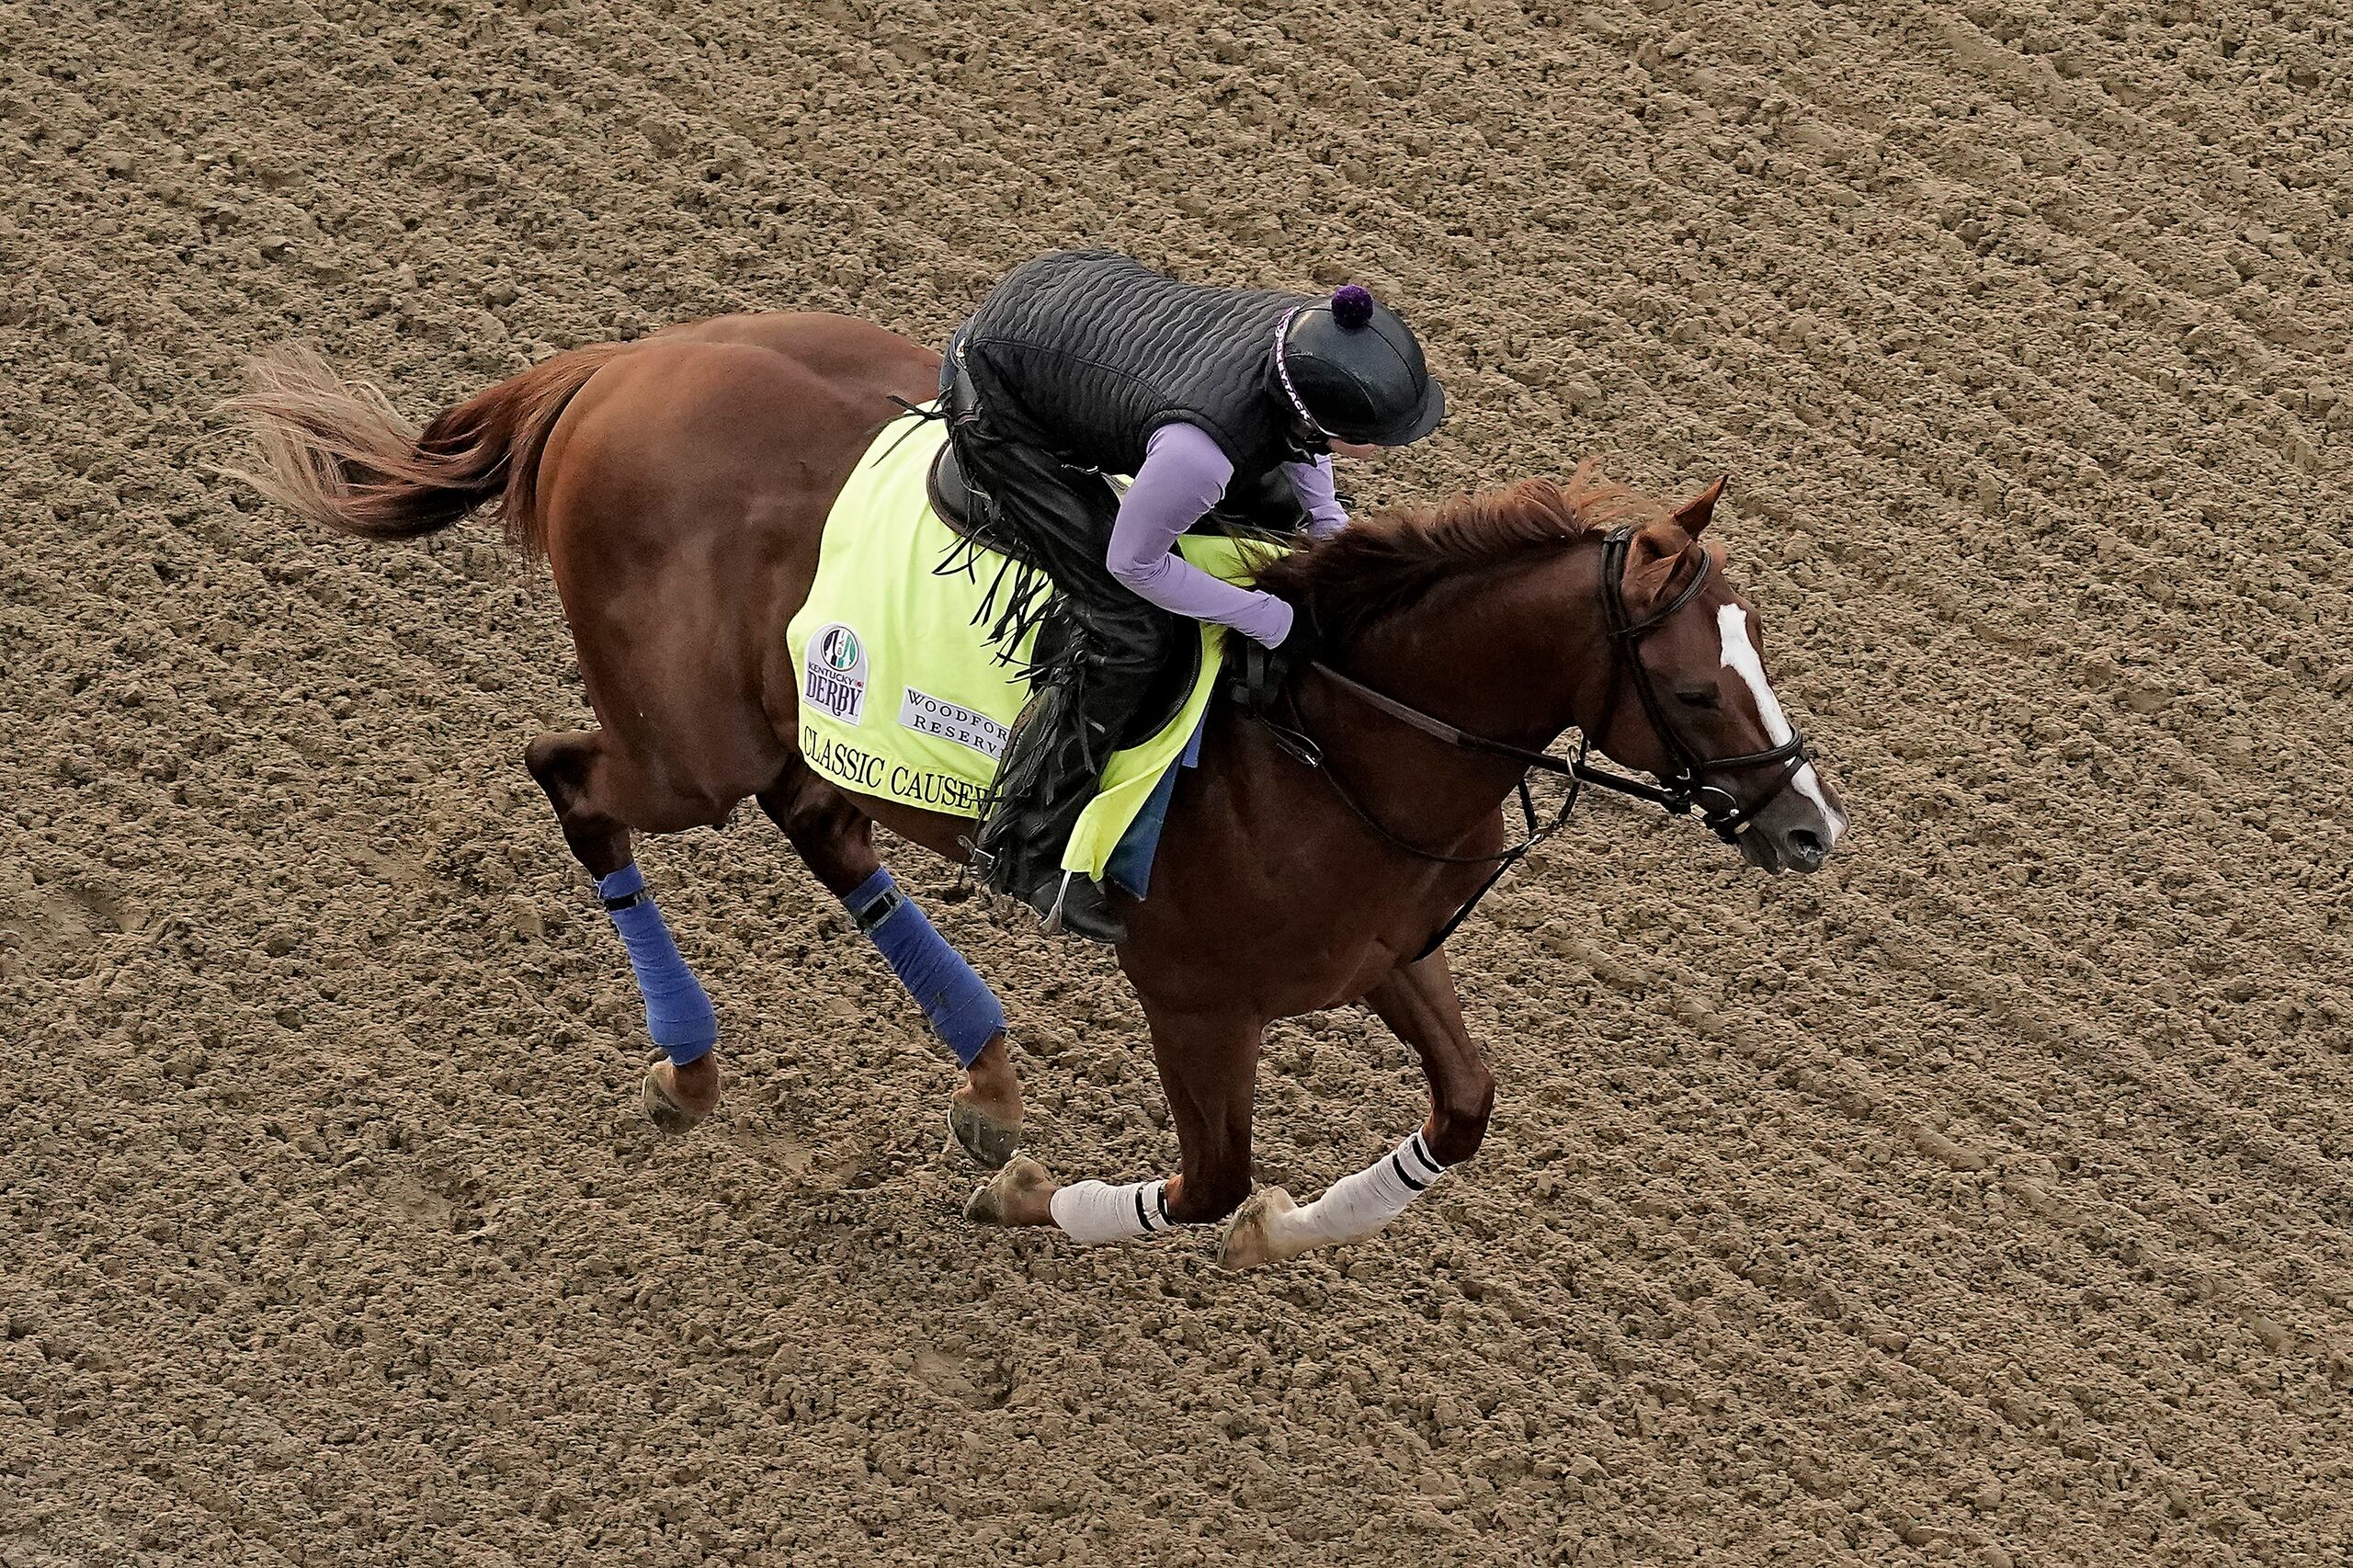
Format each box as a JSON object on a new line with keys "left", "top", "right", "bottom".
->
{"left": 597, "top": 864, "right": 717, "bottom": 1067}
{"left": 844, "top": 868, "right": 1006, "bottom": 1067}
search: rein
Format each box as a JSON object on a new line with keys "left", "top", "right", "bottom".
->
{"left": 1256, "top": 526, "right": 1813, "bottom": 958}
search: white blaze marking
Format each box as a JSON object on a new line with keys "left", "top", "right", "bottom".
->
{"left": 1717, "top": 604, "right": 1842, "bottom": 839}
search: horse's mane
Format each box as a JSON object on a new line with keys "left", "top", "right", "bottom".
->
{"left": 1255, "top": 458, "right": 1664, "bottom": 644}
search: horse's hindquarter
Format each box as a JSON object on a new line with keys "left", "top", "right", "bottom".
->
{"left": 656, "top": 312, "right": 943, "bottom": 393}
{"left": 536, "top": 322, "right": 937, "bottom": 824}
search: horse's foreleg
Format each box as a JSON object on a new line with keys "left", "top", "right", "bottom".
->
{"left": 756, "top": 765, "right": 1021, "bottom": 1165}
{"left": 1371, "top": 947, "right": 1495, "bottom": 1166}
{"left": 966, "top": 1001, "right": 1259, "bottom": 1242}
{"left": 526, "top": 730, "right": 722, "bottom": 1131}
{"left": 1221, "top": 949, "right": 1491, "bottom": 1268}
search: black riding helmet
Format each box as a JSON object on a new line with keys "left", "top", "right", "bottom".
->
{"left": 1274, "top": 284, "right": 1446, "bottom": 447}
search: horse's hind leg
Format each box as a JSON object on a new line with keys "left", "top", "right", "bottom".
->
{"left": 1221, "top": 949, "right": 1489, "bottom": 1268}
{"left": 526, "top": 730, "right": 722, "bottom": 1132}
{"left": 756, "top": 762, "right": 1023, "bottom": 1166}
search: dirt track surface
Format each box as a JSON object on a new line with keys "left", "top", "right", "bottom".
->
{"left": 6, "top": 2, "right": 2352, "bottom": 1563}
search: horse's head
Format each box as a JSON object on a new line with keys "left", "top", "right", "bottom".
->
{"left": 1254, "top": 465, "right": 1845, "bottom": 874}
{"left": 1585, "top": 478, "right": 1847, "bottom": 874}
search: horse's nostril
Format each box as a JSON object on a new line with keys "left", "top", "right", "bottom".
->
{"left": 1788, "top": 828, "right": 1825, "bottom": 866}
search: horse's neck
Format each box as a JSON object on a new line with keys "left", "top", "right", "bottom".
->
{"left": 1353, "top": 547, "right": 1604, "bottom": 745}
{"left": 1298, "top": 548, "right": 1607, "bottom": 842}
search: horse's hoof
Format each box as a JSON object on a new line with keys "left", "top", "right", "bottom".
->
{"left": 1217, "top": 1187, "right": 1300, "bottom": 1271}
{"left": 642, "top": 1061, "right": 713, "bottom": 1135}
{"left": 965, "top": 1155, "right": 1054, "bottom": 1226}
{"left": 948, "top": 1093, "right": 1021, "bottom": 1169}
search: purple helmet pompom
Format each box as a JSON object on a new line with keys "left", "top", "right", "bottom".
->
{"left": 1330, "top": 283, "right": 1375, "bottom": 330}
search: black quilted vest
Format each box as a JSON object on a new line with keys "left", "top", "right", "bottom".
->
{"left": 958, "top": 250, "right": 1315, "bottom": 482}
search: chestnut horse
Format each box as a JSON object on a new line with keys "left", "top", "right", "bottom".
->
{"left": 228, "top": 312, "right": 1845, "bottom": 1267}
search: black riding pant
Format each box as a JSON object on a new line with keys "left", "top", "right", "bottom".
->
{"left": 941, "top": 366, "right": 1180, "bottom": 891}
{"left": 951, "top": 414, "right": 1182, "bottom": 703}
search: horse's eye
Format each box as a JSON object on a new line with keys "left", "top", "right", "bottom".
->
{"left": 1677, "top": 687, "right": 1721, "bottom": 709}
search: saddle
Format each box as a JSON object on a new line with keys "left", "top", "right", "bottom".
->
{"left": 927, "top": 439, "right": 983, "bottom": 539}
{"left": 926, "top": 343, "right": 993, "bottom": 542}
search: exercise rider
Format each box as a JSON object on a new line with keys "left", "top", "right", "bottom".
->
{"left": 941, "top": 248, "right": 1448, "bottom": 943}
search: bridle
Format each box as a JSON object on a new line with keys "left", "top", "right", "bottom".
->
{"left": 1256, "top": 525, "right": 1813, "bottom": 956}
{"left": 1587, "top": 526, "right": 1813, "bottom": 839}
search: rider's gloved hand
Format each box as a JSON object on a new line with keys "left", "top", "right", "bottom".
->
{"left": 1272, "top": 596, "right": 1321, "bottom": 669}
{"left": 1232, "top": 594, "right": 1317, "bottom": 714}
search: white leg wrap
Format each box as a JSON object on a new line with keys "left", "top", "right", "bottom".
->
{"left": 1049, "top": 1178, "right": 1173, "bottom": 1244}
{"left": 1282, "top": 1131, "right": 1449, "bottom": 1248}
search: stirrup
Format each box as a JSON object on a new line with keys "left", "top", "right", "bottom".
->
{"left": 1039, "top": 869, "right": 1093, "bottom": 929}
{"left": 958, "top": 835, "right": 997, "bottom": 881}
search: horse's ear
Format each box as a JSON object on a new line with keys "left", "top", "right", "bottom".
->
{"left": 1672, "top": 475, "right": 1726, "bottom": 538}
{"left": 1624, "top": 520, "right": 1702, "bottom": 611}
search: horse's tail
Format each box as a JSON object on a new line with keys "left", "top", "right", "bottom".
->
{"left": 221, "top": 341, "right": 631, "bottom": 555}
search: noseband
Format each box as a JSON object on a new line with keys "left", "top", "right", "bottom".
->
{"left": 1259, "top": 525, "right": 1813, "bottom": 955}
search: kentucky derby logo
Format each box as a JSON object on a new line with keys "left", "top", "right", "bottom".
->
{"left": 804, "top": 622, "right": 868, "bottom": 723}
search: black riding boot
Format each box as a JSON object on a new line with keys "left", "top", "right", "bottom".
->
{"left": 940, "top": 351, "right": 1175, "bottom": 945}
{"left": 975, "top": 668, "right": 1130, "bottom": 944}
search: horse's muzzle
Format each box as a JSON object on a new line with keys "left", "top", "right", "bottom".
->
{"left": 1738, "top": 767, "right": 1847, "bottom": 875}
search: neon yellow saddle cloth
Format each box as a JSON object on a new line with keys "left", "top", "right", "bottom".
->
{"left": 787, "top": 409, "right": 1270, "bottom": 881}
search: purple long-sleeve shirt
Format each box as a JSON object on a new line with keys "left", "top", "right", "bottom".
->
{"left": 1105, "top": 423, "right": 1349, "bottom": 648}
